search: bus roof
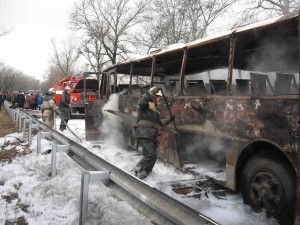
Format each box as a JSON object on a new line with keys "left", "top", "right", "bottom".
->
{"left": 104, "top": 10, "right": 299, "bottom": 76}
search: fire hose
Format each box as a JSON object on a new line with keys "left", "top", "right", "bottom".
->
{"left": 160, "top": 89, "right": 178, "bottom": 130}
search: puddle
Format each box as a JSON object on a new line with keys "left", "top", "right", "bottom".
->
{"left": 158, "top": 177, "right": 230, "bottom": 200}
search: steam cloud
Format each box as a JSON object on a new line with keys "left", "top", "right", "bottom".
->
{"left": 101, "top": 93, "right": 125, "bottom": 147}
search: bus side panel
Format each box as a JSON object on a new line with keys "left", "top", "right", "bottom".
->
{"left": 157, "top": 130, "right": 181, "bottom": 168}
{"left": 160, "top": 97, "right": 299, "bottom": 154}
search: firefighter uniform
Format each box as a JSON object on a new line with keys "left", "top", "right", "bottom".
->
{"left": 41, "top": 88, "right": 60, "bottom": 128}
{"left": 134, "top": 86, "right": 174, "bottom": 179}
{"left": 59, "top": 86, "right": 71, "bottom": 131}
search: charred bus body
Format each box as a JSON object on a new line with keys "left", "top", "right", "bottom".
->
{"left": 86, "top": 11, "right": 300, "bottom": 224}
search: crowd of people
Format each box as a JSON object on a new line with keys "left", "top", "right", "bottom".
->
{"left": 1, "top": 87, "right": 71, "bottom": 133}
{"left": 3, "top": 91, "right": 43, "bottom": 110}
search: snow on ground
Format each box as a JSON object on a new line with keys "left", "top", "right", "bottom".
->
{"left": 0, "top": 98, "right": 280, "bottom": 225}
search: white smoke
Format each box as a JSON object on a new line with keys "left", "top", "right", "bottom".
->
{"left": 101, "top": 93, "right": 125, "bottom": 147}
{"left": 184, "top": 136, "right": 226, "bottom": 164}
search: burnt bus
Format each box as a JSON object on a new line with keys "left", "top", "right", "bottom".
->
{"left": 86, "top": 11, "right": 300, "bottom": 225}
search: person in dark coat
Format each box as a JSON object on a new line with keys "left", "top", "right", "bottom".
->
{"left": 0, "top": 92, "right": 3, "bottom": 110}
{"left": 16, "top": 92, "right": 25, "bottom": 108}
{"left": 59, "top": 86, "right": 71, "bottom": 131}
{"left": 134, "top": 86, "right": 175, "bottom": 179}
{"left": 2, "top": 93, "right": 7, "bottom": 103}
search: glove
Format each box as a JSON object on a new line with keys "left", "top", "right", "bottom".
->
{"left": 170, "top": 115, "right": 175, "bottom": 122}
{"left": 148, "top": 86, "right": 161, "bottom": 98}
{"left": 167, "top": 115, "right": 175, "bottom": 123}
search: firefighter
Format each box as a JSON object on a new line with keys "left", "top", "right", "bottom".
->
{"left": 59, "top": 86, "right": 71, "bottom": 131}
{"left": 41, "top": 88, "right": 60, "bottom": 128}
{"left": 134, "top": 86, "right": 175, "bottom": 179}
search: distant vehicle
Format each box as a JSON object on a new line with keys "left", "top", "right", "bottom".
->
{"left": 51, "top": 74, "right": 99, "bottom": 115}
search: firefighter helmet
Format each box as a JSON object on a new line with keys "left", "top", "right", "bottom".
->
{"left": 48, "top": 88, "right": 56, "bottom": 94}
{"left": 149, "top": 86, "right": 162, "bottom": 98}
{"left": 156, "top": 89, "right": 163, "bottom": 97}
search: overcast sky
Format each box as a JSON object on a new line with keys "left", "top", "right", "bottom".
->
{"left": 0, "top": 0, "right": 78, "bottom": 80}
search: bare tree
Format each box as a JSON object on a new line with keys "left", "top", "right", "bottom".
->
{"left": 43, "top": 65, "right": 64, "bottom": 88}
{"left": 138, "top": 0, "right": 237, "bottom": 51}
{"left": 231, "top": 0, "right": 300, "bottom": 27}
{"left": 0, "top": 61, "right": 40, "bottom": 93}
{"left": 70, "top": 0, "right": 151, "bottom": 70}
{"left": 78, "top": 37, "right": 108, "bottom": 72}
{"left": 50, "top": 37, "right": 80, "bottom": 78}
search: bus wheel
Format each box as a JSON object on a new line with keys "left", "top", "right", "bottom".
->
{"left": 241, "top": 151, "right": 296, "bottom": 224}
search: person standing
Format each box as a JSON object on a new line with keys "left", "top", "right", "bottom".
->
{"left": 24, "top": 92, "right": 30, "bottom": 109}
{"left": 41, "top": 88, "right": 60, "bottom": 128}
{"left": 2, "top": 93, "right": 7, "bottom": 103}
{"left": 36, "top": 93, "right": 43, "bottom": 110}
{"left": 11, "top": 91, "right": 17, "bottom": 107}
{"left": 17, "top": 92, "right": 25, "bottom": 108}
{"left": 59, "top": 86, "right": 71, "bottom": 131}
{"left": 29, "top": 93, "right": 36, "bottom": 110}
{"left": 0, "top": 92, "right": 3, "bottom": 111}
{"left": 134, "top": 86, "right": 175, "bottom": 179}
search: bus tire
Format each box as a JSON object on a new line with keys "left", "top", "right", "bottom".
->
{"left": 241, "top": 151, "right": 296, "bottom": 225}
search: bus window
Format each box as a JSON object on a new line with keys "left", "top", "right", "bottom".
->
{"left": 186, "top": 80, "right": 208, "bottom": 95}
{"left": 169, "top": 79, "right": 180, "bottom": 96}
{"left": 235, "top": 79, "right": 250, "bottom": 95}
{"left": 274, "top": 73, "right": 298, "bottom": 95}
{"left": 209, "top": 80, "right": 227, "bottom": 95}
{"left": 250, "top": 72, "right": 274, "bottom": 96}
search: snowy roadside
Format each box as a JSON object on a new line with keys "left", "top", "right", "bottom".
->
{"left": 0, "top": 131, "right": 153, "bottom": 225}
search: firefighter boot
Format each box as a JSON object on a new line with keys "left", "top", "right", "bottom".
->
{"left": 59, "top": 123, "right": 66, "bottom": 131}
{"left": 134, "top": 166, "right": 147, "bottom": 179}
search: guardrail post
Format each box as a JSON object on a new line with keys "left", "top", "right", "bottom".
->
{"left": 13, "top": 109, "right": 19, "bottom": 123}
{"left": 79, "top": 171, "right": 110, "bottom": 225}
{"left": 18, "top": 112, "right": 22, "bottom": 131}
{"left": 37, "top": 131, "right": 52, "bottom": 154}
{"left": 9, "top": 107, "right": 14, "bottom": 119}
{"left": 28, "top": 120, "right": 39, "bottom": 146}
{"left": 23, "top": 117, "right": 29, "bottom": 139}
{"left": 51, "top": 144, "right": 70, "bottom": 177}
{"left": 19, "top": 114, "right": 26, "bottom": 132}
{"left": 15, "top": 111, "right": 21, "bottom": 130}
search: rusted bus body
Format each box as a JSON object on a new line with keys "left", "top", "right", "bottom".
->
{"left": 118, "top": 88, "right": 299, "bottom": 185}
{"left": 86, "top": 11, "right": 300, "bottom": 224}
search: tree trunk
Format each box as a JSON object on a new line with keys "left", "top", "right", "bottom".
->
{"left": 283, "top": 0, "right": 289, "bottom": 13}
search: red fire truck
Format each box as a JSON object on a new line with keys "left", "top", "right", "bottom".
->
{"left": 52, "top": 74, "right": 99, "bottom": 115}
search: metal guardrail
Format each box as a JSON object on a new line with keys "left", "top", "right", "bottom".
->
{"left": 3, "top": 101, "right": 219, "bottom": 225}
